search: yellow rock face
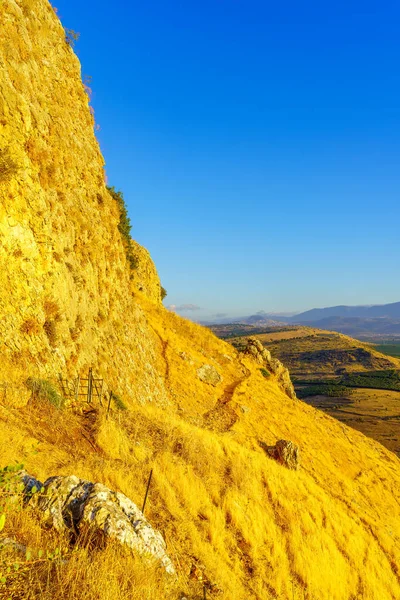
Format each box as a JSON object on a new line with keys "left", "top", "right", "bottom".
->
{"left": 0, "top": 2, "right": 400, "bottom": 600}
{"left": 0, "top": 0, "right": 164, "bottom": 404}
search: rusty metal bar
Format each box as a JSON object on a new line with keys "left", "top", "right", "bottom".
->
{"left": 142, "top": 469, "right": 153, "bottom": 515}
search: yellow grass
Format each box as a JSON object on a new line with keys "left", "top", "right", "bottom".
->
{"left": 1, "top": 300, "right": 400, "bottom": 599}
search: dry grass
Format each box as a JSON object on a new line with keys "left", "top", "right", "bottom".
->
{"left": 1, "top": 502, "right": 186, "bottom": 600}
{"left": 1, "top": 306, "right": 400, "bottom": 599}
{"left": 20, "top": 318, "right": 41, "bottom": 336}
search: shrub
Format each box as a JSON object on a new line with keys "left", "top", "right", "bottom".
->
{"left": 65, "top": 28, "right": 80, "bottom": 48}
{"left": 25, "top": 378, "right": 65, "bottom": 409}
{"left": 107, "top": 186, "right": 138, "bottom": 275}
{"left": 43, "top": 320, "right": 57, "bottom": 346}
{"left": 0, "top": 148, "right": 19, "bottom": 183}
{"left": 161, "top": 286, "right": 167, "bottom": 301}
{"left": 297, "top": 384, "right": 352, "bottom": 399}
{"left": 259, "top": 368, "right": 270, "bottom": 379}
{"left": 44, "top": 299, "right": 61, "bottom": 321}
{"left": 112, "top": 393, "right": 127, "bottom": 411}
{"left": 20, "top": 318, "right": 41, "bottom": 335}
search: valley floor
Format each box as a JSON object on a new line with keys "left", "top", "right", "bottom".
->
{"left": 302, "top": 388, "right": 400, "bottom": 458}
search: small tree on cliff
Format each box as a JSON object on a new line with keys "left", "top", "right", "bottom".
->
{"left": 107, "top": 186, "right": 138, "bottom": 274}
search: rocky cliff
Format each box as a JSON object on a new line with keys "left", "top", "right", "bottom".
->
{"left": 0, "top": 2, "right": 399, "bottom": 600}
{"left": 0, "top": 0, "right": 165, "bottom": 406}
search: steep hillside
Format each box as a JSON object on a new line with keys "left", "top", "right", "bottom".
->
{"left": 0, "top": 2, "right": 400, "bottom": 600}
{"left": 250, "top": 330, "right": 400, "bottom": 378}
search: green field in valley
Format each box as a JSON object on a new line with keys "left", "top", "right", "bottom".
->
{"left": 374, "top": 343, "right": 400, "bottom": 358}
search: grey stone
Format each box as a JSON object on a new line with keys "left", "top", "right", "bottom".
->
{"left": 244, "top": 338, "right": 296, "bottom": 399}
{"left": 19, "top": 473, "right": 175, "bottom": 575}
{"left": 0, "top": 537, "right": 26, "bottom": 555}
{"left": 197, "top": 364, "right": 222, "bottom": 386}
{"left": 263, "top": 439, "right": 300, "bottom": 470}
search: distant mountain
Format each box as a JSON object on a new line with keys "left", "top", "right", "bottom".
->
{"left": 289, "top": 301, "right": 400, "bottom": 323}
{"left": 300, "top": 316, "right": 400, "bottom": 338}
{"left": 204, "top": 302, "right": 400, "bottom": 339}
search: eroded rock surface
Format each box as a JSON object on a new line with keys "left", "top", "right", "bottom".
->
{"left": 17, "top": 472, "right": 174, "bottom": 574}
{"left": 263, "top": 439, "right": 300, "bottom": 470}
{"left": 244, "top": 338, "right": 296, "bottom": 399}
{"left": 197, "top": 364, "right": 222, "bottom": 386}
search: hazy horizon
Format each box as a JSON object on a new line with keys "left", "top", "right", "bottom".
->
{"left": 169, "top": 299, "right": 400, "bottom": 322}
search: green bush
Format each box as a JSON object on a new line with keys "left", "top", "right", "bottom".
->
{"left": 112, "top": 393, "right": 127, "bottom": 411}
{"left": 259, "top": 368, "right": 270, "bottom": 379}
{"left": 161, "top": 286, "right": 167, "bottom": 301}
{"left": 25, "top": 378, "right": 65, "bottom": 409}
{"left": 297, "top": 384, "right": 352, "bottom": 399}
{"left": 341, "top": 370, "right": 400, "bottom": 392}
{"left": 65, "top": 28, "right": 80, "bottom": 48}
{"left": 107, "top": 186, "right": 138, "bottom": 275}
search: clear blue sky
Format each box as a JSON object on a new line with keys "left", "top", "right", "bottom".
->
{"left": 56, "top": 0, "right": 399, "bottom": 319}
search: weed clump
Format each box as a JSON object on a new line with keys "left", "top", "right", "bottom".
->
{"left": 43, "top": 320, "right": 58, "bottom": 346}
{"left": 161, "top": 286, "right": 167, "bottom": 301}
{"left": 65, "top": 28, "right": 80, "bottom": 48}
{"left": 107, "top": 186, "right": 138, "bottom": 275}
{"left": 25, "top": 378, "right": 64, "bottom": 409}
{"left": 112, "top": 393, "right": 127, "bottom": 411}
{"left": 20, "top": 318, "right": 41, "bottom": 335}
{"left": 259, "top": 368, "right": 270, "bottom": 379}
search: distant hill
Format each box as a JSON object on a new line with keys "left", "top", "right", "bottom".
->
{"left": 301, "top": 316, "right": 400, "bottom": 338}
{"left": 289, "top": 301, "right": 400, "bottom": 322}
{"left": 207, "top": 302, "right": 400, "bottom": 339}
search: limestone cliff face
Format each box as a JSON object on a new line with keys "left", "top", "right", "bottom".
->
{"left": 244, "top": 337, "right": 297, "bottom": 399}
{"left": 0, "top": 0, "right": 164, "bottom": 402}
{"left": 131, "top": 240, "right": 162, "bottom": 304}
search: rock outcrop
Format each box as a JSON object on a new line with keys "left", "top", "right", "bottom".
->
{"left": 131, "top": 240, "right": 162, "bottom": 304}
{"left": 18, "top": 471, "right": 175, "bottom": 575}
{"left": 0, "top": 0, "right": 166, "bottom": 406}
{"left": 197, "top": 364, "right": 222, "bottom": 386}
{"left": 244, "top": 338, "right": 296, "bottom": 399}
{"left": 262, "top": 439, "right": 300, "bottom": 470}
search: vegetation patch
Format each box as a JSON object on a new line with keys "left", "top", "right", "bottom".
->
{"left": 25, "top": 378, "right": 65, "bottom": 409}
{"left": 297, "top": 383, "right": 352, "bottom": 399}
{"left": 112, "top": 393, "right": 128, "bottom": 411}
{"left": 107, "top": 186, "right": 138, "bottom": 275}
{"left": 259, "top": 368, "right": 270, "bottom": 379}
{"left": 43, "top": 320, "right": 58, "bottom": 346}
{"left": 342, "top": 370, "right": 400, "bottom": 392}
{"left": 65, "top": 28, "right": 80, "bottom": 48}
{"left": 20, "top": 318, "right": 41, "bottom": 335}
{"left": 374, "top": 343, "right": 400, "bottom": 358}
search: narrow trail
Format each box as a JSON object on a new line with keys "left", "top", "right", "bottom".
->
{"left": 78, "top": 406, "right": 102, "bottom": 454}
{"left": 149, "top": 325, "right": 170, "bottom": 383}
{"left": 203, "top": 358, "right": 252, "bottom": 432}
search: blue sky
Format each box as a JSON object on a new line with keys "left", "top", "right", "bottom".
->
{"left": 55, "top": 0, "right": 400, "bottom": 319}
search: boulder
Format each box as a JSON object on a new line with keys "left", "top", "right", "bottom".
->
{"left": 197, "top": 364, "right": 222, "bottom": 386}
{"left": 264, "top": 440, "right": 300, "bottom": 470}
{"left": 0, "top": 537, "right": 27, "bottom": 556}
{"left": 244, "top": 338, "right": 296, "bottom": 399}
{"left": 18, "top": 473, "right": 175, "bottom": 574}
